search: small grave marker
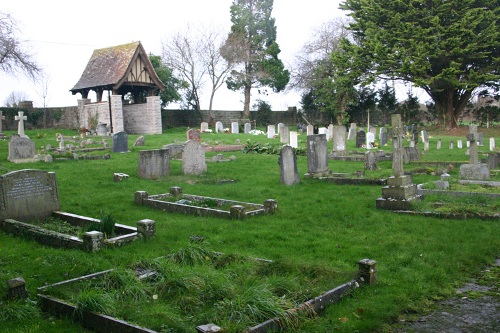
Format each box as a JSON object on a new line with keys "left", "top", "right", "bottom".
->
{"left": 8, "top": 135, "right": 35, "bottom": 162}
{"left": 112, "top": 131, "right": 129, "bottom": 153}
{"left": 279, "top": 145, "right": 300, "bottom": 185}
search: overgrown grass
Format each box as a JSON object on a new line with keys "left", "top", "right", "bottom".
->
{"left": 0, "top": 127, "right": 498, "bottom": 332}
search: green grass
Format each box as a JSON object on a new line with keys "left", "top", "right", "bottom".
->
{"left": 0, "top": 126, "right": 499, "bottom": 332}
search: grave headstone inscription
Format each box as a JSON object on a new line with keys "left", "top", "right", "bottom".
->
{"left": 279, "top": 145, "right": 300, "bottom": 185}
{"left": 8, "top": 135, "right": 35, "bottom": 162}
{"left": 182, "top": 140, "right": 207, "bottom": 175}
{"left": 138, "top": 149, "right": 170, "bottom": 179}
{"left": 0, "top": 169, "right": 60, "bottom": 221}
{"left": 112, "top": 131, "right": 129, "bottom": 153}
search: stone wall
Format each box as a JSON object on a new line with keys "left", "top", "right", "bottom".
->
{"left": 0, "top": 106, "right": 79, "bottom": 130}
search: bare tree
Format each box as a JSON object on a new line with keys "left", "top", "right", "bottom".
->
{"left": 289, "top": 17, "right": 352, "bottom": 91}
{"left": 3, "top": 90, "right": 30, "bottom": 107}
{"left": 162, "top": 26, "right": 206, "bottom": 111}
{"left": 0, "top": 12, "right": 41, "bottom": 80}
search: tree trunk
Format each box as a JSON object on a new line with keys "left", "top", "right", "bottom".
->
{"left": 243, "top": 84, "right": 251, "bottom": 117}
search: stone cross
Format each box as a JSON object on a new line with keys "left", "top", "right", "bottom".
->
{"left": 15, "top": 111, "right": 28, "bottom": 138}
{"left": 0, "top": 111, "right": 5, "bottom": 133}
{"left": 392, "top": 119, "right": 404, "bottom": 177}
{"left": 467, "top": 124, "right": 479, "bottom": 164}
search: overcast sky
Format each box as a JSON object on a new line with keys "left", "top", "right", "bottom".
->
{"left": 1, "top": 0, "right": 350, "bottom": 110}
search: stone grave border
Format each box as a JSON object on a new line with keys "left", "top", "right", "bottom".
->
{"left": 0, "top": 211, "right": 155, "bottom": 251}
{"left": 135, "top": 186, "right": 277, "bottom": 219}
{"left": 36, "top": 259, "right": 376, "bottom": 333}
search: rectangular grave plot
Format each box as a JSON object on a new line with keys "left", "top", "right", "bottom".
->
{"left": 142, "top": 192, "right": 267, "bottom": 218}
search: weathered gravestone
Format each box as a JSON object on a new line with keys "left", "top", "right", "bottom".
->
{"left": 306, "top": 124, "right": 314, "bottom": 136}
{"left": 0, "top": 111, "right": 6, "bottom": 139}
{"left": 403, "top": 146, "right": 420, "bottom": 163}
{"left": 0, "top": 169, "right": 59, "bottom": 221}
{"left": 364, "top": 151, "right": 378, "bottom": 171}
{"left": 277, "top": 123, "right": 284, "bottom": 136}
{"left": 366, "top": 131, "right": 375, "bottom": 149}
{"left": 200, "top": 122, "right": 209, "bottom": 132}
{"left": 347, "top": 123, "right": 356, "bottom": 140}
{"left": 490, "top": 138, "right": 496, "bottom": 151}
{"left": 421, "top": 130, "right": 428, "bottom": 143}
{"left": 280, "top": 125, "right": 290, "bottom": 144}
{"left": 112, "top": 131, "right": 129, "bottom": 153}
{"left": 379, "top": 127, "right": 388, "bottom": 146}
{"left": 138, "top": 149, "right": 170, "bottom": 179}
{"left": 187, "top": 129, "right": 201, "bottom": 142}
{"left": 97, "top": 123, "right": 107, "bottom": 136}
{"left": 133, "top": 135, "right": 145, "bottom": 147}
{"left": 182, "top": 140, "right": 207, "bottom": 175}
{"left": 231, "top": 122, "right": 239, "bottom": 134}
{"left": 437, "top": 139, "right": 442, "bottom": 149}
{"left": 306, "top": 134, "right": 329, "bottom": 175}
{"left": 332, "top": 125, "right": 347, "bottom": 153}
{"left": 244, "top": 123, "right": 251, "bottom": 134}
{"left": 267, "top": 125, "right": 276, "bottom": 139}
{"left": 459, "top": 125, "right": 490, "bottom": 180}
{"left": 289, "top": 131, "right": 298, "bottom": 148}
{"left": 356, "top": 130, "right": 366, "bottom": 148}
{"left": 8, "top": 135, "right": 35, "bottom": 162}
{"left": 278, "top": 145, "right": 300, "bottom": 185}
{"left": 328, "top": 124, "right": 334, "bottom": 141}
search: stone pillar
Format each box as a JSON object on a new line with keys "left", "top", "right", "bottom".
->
{"left": 137, "top": 219, "right": 156, "bottom": 239}
{"left": 264, "top": 199, "right": 278, "bottom": 214}
{"left": 358, "top": 259, "right": 377, "bottom": 285}
{"left": 7, "top": 277, "right": 29, "bottom": 300}
{"left": 230, "top": 205, "right": 246, "bottom": 219}
{"left": 77, "top": 98, "right": 91, "bottom": 128}
{"left": 134, "top": 191, "right": 149, "bottom": 204}
{"left": 111, "top": 94, "right": 124, "bottom": 133}
{"left": 83, "top": 231, "right": 104, "bottom": 252}
{"left": 146, "top": 96, "right": 162, "bottom": 134}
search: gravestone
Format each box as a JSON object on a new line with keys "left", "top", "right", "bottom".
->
{"left": 289, "top": 131, "right": 298, "bottom": 148}
{"left": 306, "top": 134, "right": 329, "bottom": 175}
{"left": 0, "top": 111, "right": 6, "bottom": 139}
{"left": 112, "top": 131, "right": 129, "bottom": 153}
{"left": 231, "top": 122, "right": 239, "bottom": 134}
{"left": 424, "top": 141, "right": 429, "bottom": 152}
{"left": 133, "top": 136, "right": 145, "bottom": 146}
{"left": 421, "top": 130, "right": 428, "bottom": 143}
{"left": 244, "top": 123, "right": 251, "bottom": 134}
{"left": 332, "top": 125, "right": 347, "bottom": 152}
{"left": 364, "top": 151, "right": 378, "bottom": 171}
{"left": 138, "top": 149, "right": 170, "bottom": 179}
{"left": 306, "top": 124, "right": 314, "bottom": 136}
{"left": 366, "top": 131, "right": 375, "bottom": 149}
{"left": 15, "top": 111, "right": 28, "bottom": 138}
{"left": 411, "top": 124, "right": 418, "bottom": 143}
{"left": 347, "top": 123, "right": 356, "bottom": 140}
{"left": 490, "top": 138, "right": 496, "bottom": 151}
{"left": 0, "top": 169, "right": 60, "bottom": 221}
{"left": 488, "top": 153, "right": 500, "bottom": 169}
{"left": 459, "top": 124, "right": 490, "bottom": 180}
{"left": 478, "top": 132, "right": 484, "bottom": 146}
{"left": 434, "top": 173, "right": 450, "bottom": 190}
{"left": 182, "top": 140, "right": 207, "bottom": 175}
{"left": 278, "top": 145, "right": 300, "bottom": 185}
{"left": 437, "top": 139, "right": 442, "bottom": 149}
{"left": 391, "top": 114, "right": 404, "bottom": 139}
{"left": 97, "top": 123, "right": 107, "bottom": 136}
{"left": 277, "top": 123, "right": 284, "bottom": 136}
{"left": 187, "top": 129, "right": 201, "bottom": 142}
{"left": 449, "top": 141, "right": 454, "bottom": 149}
{"left": 8, "top": 135, "right": 35, "bottom": 162}
{"left": 403, "top": 147, "right": 420, "bottom": 163}
{"left": 267, "top": 125, "right": 276, "bottom": 139}
{"left": 379, "top": 127, "right": 388, "bottom": 146}
{"left": 200, "top": 122, "right": 209, "bottom": 132}
{"left": 280, "top": 126, "right": 290, "bottom": 144}
{"left": 457, "top": 139, "right": 463, "bottom": 149}
{"left": 215, "top": 121, "right": 224, "bottom": 133}
{"left": 328, "top": 124, "right": 334, "bottom": 141}
{"left": 356, "top": 130, "right": 366, "bottom": 148}
{"left": 369, "top": 126, "right": 377, "bottom": 137}
{"left": 409, "top": 140, "right": 415, "bottom": 148}
{"left": 162, "top": 143, "right": 184, "bottom": 159}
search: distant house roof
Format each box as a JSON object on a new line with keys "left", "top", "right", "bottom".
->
{"left": 70, "top": 41, "right": 165, "bottom": 99}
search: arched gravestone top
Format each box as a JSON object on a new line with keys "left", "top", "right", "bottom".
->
{"left": 0, "top": 169, "right": 60, "bottom": 221}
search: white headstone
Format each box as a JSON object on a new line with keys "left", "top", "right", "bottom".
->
{"left": 15, "top": 111, "right": 28, "bottom": 138}
{"left": 457, "top": 139, "right": 463, "bottom": 149}
{"left": 347, "top": 123, "right": 356, "bottom": 140}
{"left": 200, "top": 122, "right": 209, "bottom": 132}
{"left": 306, "top": 124, "right": 314, "bottom": 136}
{"left": 215, "top": 121, "right": 223, "bottom": 133}
{"left": 490, "top": 138, "right": 495, "bottom": 151}
{"left": 290, "top": 131, "right": 298, "bottom": 148}
{"left": 277, "top": 123, "right": 284, "bottom": 135}
{"left": 328, "top": 124, "right": 334, "bottom": 141}
{"left": 231, "top": 122, "right": 239, "bottom": 134}
{"left": 366, "top": 132, "right": 375, "bottom": 149}
{"left": 244, "top": 123, "right": 251, "bottom": 134}
{"left": 267, "top": 125, "right": 276, "bottom": 139}
{"left": 280, "top": 126, "right": 290, "bottom": 144}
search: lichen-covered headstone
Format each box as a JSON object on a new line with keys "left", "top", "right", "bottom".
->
{"left": 138, "top": 149, "right": 170, "bottom": 179}
{"left": 279, "top": 145, "right": 299, "bottom": 185}
{"left": 8, "top": 135, "right": 35, "bottom": 162}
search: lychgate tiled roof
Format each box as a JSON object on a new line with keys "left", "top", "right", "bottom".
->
{"left": 70, "top": 41, "right": 164, "bottom": 94}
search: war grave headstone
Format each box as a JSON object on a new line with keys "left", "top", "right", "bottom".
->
{"left": 328, "top": 124, "right": 334, "bottom": 141}
{"left": 306, "top": 124, "right": 314, "bottom": 136}
{"left": 215, "top": 121, "right": 224, "bottom": 133}
{"left": 437, "top": 139, "right": 442, "bottom": 149}
{"left": 267, "top": 125, "right": 276, "bottom": 139}
{"left": 138, "top": 148, "right": 170, "bottom": 180}
{"left": 15, "top": 111, "right": 29, "bottom": 139}
{"left": 0, "top": 111, "right": 6, "bottom": 139}
{"left": 332, "top": 125, "right": 347, "bottom": 153}
{"left": 376, "top": 120, "right": 421, "bottom": 210}
{"left": 356, "top": 130, "right": 366, "bottom": 148}
{"left": 112, "top": 131, "right": 129, "bottom": 153}
{"left": 457, "top": 139, "right": 463, "bottom": 149}
{"left": 411, "top": 124, "right": 418, "bottom": 143}
{"left": 347, "top": 123, "right": 356, "bottom": 140}
{"left": 244, "top": 122, "right": 251, "bottom": 134}
{"left": 277, "top": 123, "right": 284, "bottom": 135}
{"left": 280, "top": 125, "right": 290, "bottom": 144}
{"left": 366, "top": 131, "right": 375, "bottom": 149}
{"left": 306, "top": 134, "right": 330, "bottom": 176}
{"left": 187, "top": 128, "right": 201, "bottom": 142}
{"left": 379, "top": 127, "right": 388, "bottom": 146}
{"left": 279, "top": 145, "right": 300, "bottom": 185}
{"left": 290, "top": 131, "right": 298, "bottom": 148}
{"left": 231, "top": 122, "right": 239, "bottom": 134}
{"left": 8, "top": 135, "right": 36, "bottom": 162}
{"left": 200, "top": 122, "right": 209, "bottom": 132}
{"left": 0, "top": 169, "right": 59, "bottom": 222}
{"left": 449, "top": 141, "right": 454, "bottom": 149}
{"left": 182, "top": 140, "right": 207, "bottom": 175}
{"left": 490, "top": 138, "right": 496, "bottom": 151}
{"left": 459, "top": 124, "right": 490, "bottom": 180}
